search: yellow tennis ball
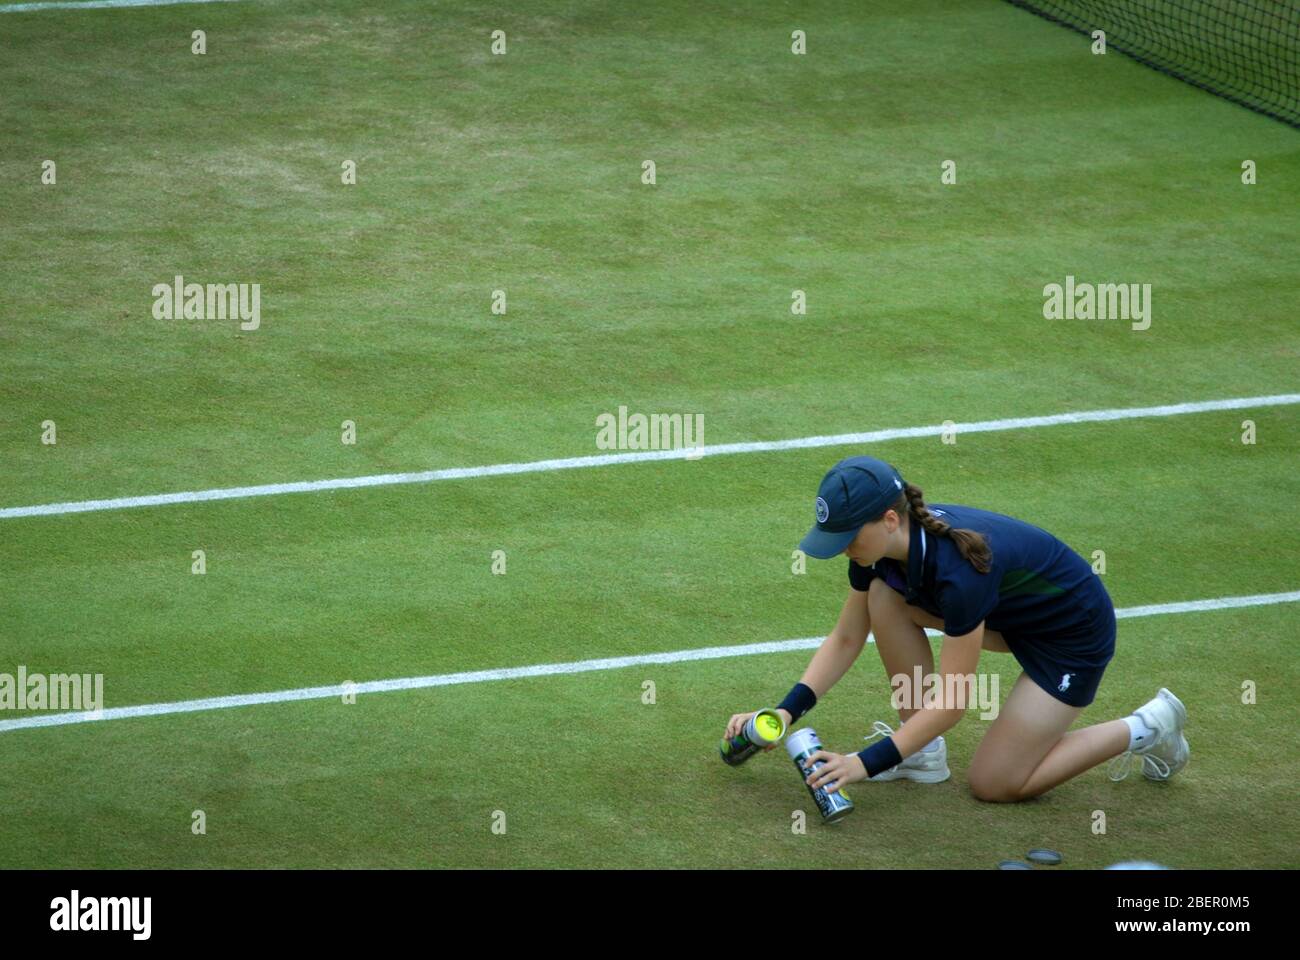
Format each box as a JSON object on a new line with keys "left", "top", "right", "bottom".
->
{"left": 755, "top": 712, "right": 783, "bottom": 741}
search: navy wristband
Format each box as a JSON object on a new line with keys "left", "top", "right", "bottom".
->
{"left": 777, "top": 682, "right": 817, "bottom": 722}
{"left": 858, "top": 737, "right": 903, "bottom": 778}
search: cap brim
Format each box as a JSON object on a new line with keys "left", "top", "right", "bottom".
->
{"left": 798, "top": 525, "right": 859, "bottom": 560}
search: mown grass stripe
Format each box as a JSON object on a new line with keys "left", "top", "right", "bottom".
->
{"left": 3, "top": 393, "right": 1295, "bottom": 520}
{"left": 1, "top": 589, "right": 1295, "bottom": 734}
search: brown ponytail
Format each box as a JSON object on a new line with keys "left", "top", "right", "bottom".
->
{"left": 891, "top": 481, "right": 993, "bottom": 574}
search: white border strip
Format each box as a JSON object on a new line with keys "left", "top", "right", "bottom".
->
{"left": 4, "top": 393, "right": 1297, "bottom": 520}
{"left": 2, "top": 590, "right": 1295, "bottom": 734}
{"left": 0, "top": 0, "right": 241, "bottom": 12}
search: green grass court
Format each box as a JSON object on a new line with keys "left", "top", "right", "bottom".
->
{"left": 0, "top": 0, "right": 1297, "bottom": 868}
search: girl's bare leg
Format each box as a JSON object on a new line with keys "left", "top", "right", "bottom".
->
{"left": 968, "top": 673, "right": 1130, "bottom": 802}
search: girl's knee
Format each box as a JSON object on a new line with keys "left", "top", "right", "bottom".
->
{"left": 968, "top": 769, "right": 1028, "bottom": 803}
{"left": 970, "top": 787, "right": 1019, "bottom": 803}
{"left": 866, "top": 577, "right": 904, "bottom": 616}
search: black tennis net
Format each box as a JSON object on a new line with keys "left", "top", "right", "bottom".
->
{"left": 1006, "top": 0, "right": 1300, "bottom": 128}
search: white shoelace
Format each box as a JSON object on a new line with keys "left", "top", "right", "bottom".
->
{"left": 1107, "top": 749, "right": 1171, "bottom": 782}
{"left": 861, "top": 720, "right": 905, "bottom": 775}
{"left": 862, "top": 720, "right": 897, "bottom": 743}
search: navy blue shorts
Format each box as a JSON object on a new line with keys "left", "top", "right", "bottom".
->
{"left": 1004, "top": 599, "right": 1117, "bottom": 708}
{"left": 881, "top": 572, "right": 1117, "bottom": 708}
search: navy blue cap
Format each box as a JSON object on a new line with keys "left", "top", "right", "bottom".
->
{"left": 798, "top": 456, "right": 906, "bottom": 559}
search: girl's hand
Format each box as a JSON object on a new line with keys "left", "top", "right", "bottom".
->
{"left": 724, "top": 709, "right": 794, "bottom": 751}
{"left": 800, "top": 749, "right": 867, "bottom": 792}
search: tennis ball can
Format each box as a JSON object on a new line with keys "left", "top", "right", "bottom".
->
{"left": 719, "top": 708, "right": 786, "bottom": 765}
{"left": 787, "top": 727, "right": 854, "bottom": 823}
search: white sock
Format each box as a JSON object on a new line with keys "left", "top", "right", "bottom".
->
{"left": 1124, "top": 714, "right": 1156, "bottom": 750}
{"left": 920, "top": 736, "right": 942, "bottom": 753}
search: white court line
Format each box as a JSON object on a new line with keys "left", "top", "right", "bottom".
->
{"left": 0, "top": 0, "right": 241, "bottom": 12}
{"left": 3, "top": 393, "right": 1297, "bottom": 520}
{"left": 1, "top": 590, "right": 1295, "bottom": 735}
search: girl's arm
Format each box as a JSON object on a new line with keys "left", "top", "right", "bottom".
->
{"left": 782, "top": 589, "right": 871, "bottom": 717}
{"left": 888, "top": 621, "right": 985, "bottom": 757}
{"left": 729, "top": 590, "right": 872, "bottom": 742}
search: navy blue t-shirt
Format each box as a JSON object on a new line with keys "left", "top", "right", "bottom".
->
{"left": 848, "top": 503, "right": 1111, "bottom": 646}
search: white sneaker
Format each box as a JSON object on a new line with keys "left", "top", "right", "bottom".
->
{"left": 1109, "top": 688, "right": 1189, "bottom": 782}
{"left": 862, "top": 721, "right": 951, "bottom": 783}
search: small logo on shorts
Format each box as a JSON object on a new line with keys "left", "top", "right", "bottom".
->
{"left": 815, "top": 497, "right": 829, "bottom": 523}
{"left": 1058, "top": 673, "right": 1074, "bottom": 692}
